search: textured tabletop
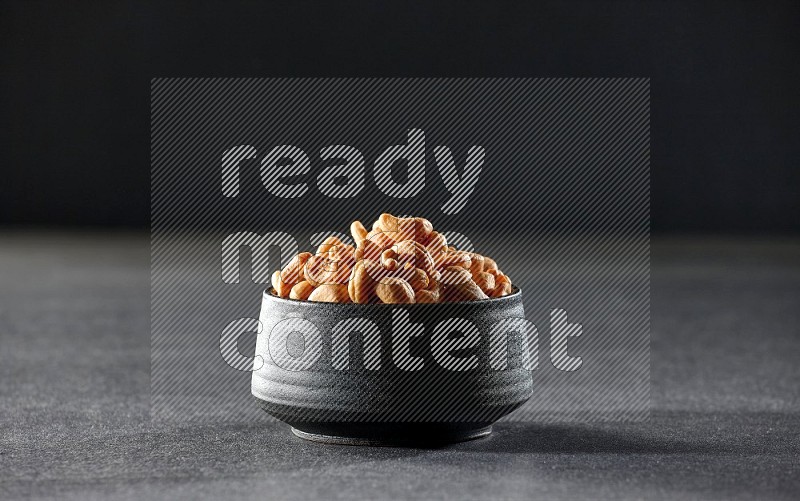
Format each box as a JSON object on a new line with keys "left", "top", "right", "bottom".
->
{"left": 1, "top": 232, "right": 798, "bottom": 500}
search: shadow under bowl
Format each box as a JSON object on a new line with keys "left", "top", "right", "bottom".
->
{"left": 252, "top": 287, "right": 531, "bottom": 446}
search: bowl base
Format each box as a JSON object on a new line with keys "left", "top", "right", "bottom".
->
{"left": 289, "top": 423, "right": 492, "bottom": 447}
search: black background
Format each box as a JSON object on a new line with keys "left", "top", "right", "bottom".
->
{"left": 2, "top": 0, "right": 798, "bottom": 233}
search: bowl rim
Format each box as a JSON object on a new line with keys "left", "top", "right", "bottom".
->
{"left": 263, "top": 285, "right": 521, "bottom": 308}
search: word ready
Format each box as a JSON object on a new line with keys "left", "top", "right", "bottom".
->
{"left": 221, "top": 128, "right": 485, "bottom": 215}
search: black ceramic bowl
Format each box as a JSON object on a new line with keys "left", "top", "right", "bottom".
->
{"left": 252, "top": 287, "right": 531, "bottom": 446}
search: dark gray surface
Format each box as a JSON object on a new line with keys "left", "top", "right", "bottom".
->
{"left": 1, "top": 232, "right": 798, "bottom": 500}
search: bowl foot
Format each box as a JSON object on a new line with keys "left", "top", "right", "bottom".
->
{"left": 289, "top": 423, "right": 492, "bottom": 447}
